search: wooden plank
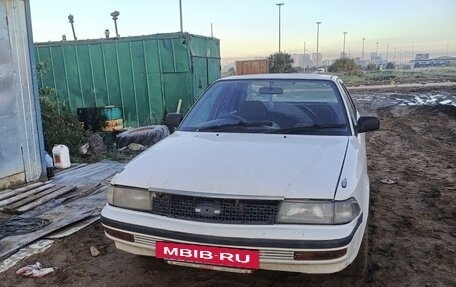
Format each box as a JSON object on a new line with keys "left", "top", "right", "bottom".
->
{"left": 15, "top": 185, "right": 77, "bottom": 213}
{"left": 45, "top": 190, "right": 107, "bottom": 239}
{"left": 0, "top": 183, "right": 55, "bottom": 208}
{"left": 0, "top": 205, "right": 94, "bottom": 261}
{"left": 0, "top": 182, "right": 45, "bottom": 201}
{"left": 0, "top": 189, "right": 12, "bottom": 194}
{"left": 2, "top": 185, "right": 65, "bottom": 212}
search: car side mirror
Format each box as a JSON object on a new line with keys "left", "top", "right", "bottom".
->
{"left": 356, "top": 116, "right": 380, "bottom": 133}
{"left": 165, "top": 113, "right": 183, "bottom": 129}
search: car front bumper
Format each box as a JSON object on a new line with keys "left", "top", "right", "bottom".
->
{"left": 101, "top": 204, "right": 366, "bottom": 274}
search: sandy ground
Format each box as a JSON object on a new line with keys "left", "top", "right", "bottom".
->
{"left": 1, "top": 87, "right": 455, "bottom": 287}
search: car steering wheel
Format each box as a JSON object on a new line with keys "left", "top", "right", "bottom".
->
{"left": 300, "top": 105, "right": 320, "bottom": 125}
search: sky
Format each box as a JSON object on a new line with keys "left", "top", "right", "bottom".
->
{"left": 30, "top": 0, "right": 456, "bottom": 63}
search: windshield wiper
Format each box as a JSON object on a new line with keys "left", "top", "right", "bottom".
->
{"left": 197, "top": 121, "right": 274, "bottom": 132}
{"left": 264, "top": 124, "right": 347, "bottom": 134}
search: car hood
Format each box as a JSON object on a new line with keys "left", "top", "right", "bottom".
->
{"left": 112, "top": 132, "right": 349, "bottom": 199}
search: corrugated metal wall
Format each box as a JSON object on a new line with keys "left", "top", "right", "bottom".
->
{"left": 35, "top": 33, "right": 221, "bottom": 127}
{"left": 235, "top": 59, "right": 269, "bottom": 75}
{"left": 0, "top": 0, "right": 45, "bottom": 189}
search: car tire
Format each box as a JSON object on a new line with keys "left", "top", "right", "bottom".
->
{"left": 116, "top": 125, "right": 170, "bottom": 148}
{"left": 340, "top": 229, "right": 369, "bottom": 276}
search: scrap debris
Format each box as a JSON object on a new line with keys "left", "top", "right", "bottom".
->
{"left": 0, "top": 160, "right": 125, "bottom": 266}
{"left": 0, "top": 184, "right": 74, "bottom": 214}
{"left": 16, "top": 262, "right": 55, "bottom": 278}
{"left": 381, "top": 176, "right": 399, "bottom": 184}
{"left": 0, "top": 217, "right": 50, "bottom": 237}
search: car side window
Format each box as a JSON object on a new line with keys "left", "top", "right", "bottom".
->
{"left": 339, "top": 82, "right": 358, "bottom": 126}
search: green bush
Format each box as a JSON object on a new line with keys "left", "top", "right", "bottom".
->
{"left": 269, "top": 52, "right": 296, "bottom": 73}
{"left": 37, "top": 61, "right": 89, "bottom": 156}
{"left": 328, "top": 58, "right": 358, "bottom": 72}
{"left": 40, "top": 95, "right": 89, "bottom": 156}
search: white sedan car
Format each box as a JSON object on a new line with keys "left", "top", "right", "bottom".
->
{"left": 101, "top": 74, "right": 379, "bottom": 274}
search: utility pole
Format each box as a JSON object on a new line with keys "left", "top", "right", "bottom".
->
{"left": 179, "top": 0, "right": 183, "bottom": 33}
{"left": 68, "top": 14, "right": 77, "bottom": 40}
{"left": 316, "top": 21, "right": 322, "bottom": 68}
{"left": 342, "top": 32, "right": 348, "bottom": 58}
{"left": 393, "top": 47, "right": 397, "bottom": 67}
{"left": 276, "top": 3, "right": 285, "bottom": 53}
{"left": 362, "top": 38, "right": 366, "bottom": 65}
{"left": 376, "top": 42, "right": 379, "bottom": 65}
{"left": 386, "top": 44, "right": 389, "bottom": 63}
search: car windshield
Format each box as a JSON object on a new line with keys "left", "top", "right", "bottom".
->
{"left": 179, "top": 79, "right": 350, "bottom": 135}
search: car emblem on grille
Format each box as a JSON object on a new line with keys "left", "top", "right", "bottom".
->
{"left": 195, "top": 203, "right": 221, "bottom": 217}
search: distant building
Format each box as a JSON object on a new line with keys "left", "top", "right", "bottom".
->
{"left": 370, "top": 52, "right": 386, "bottom": 67}
{"left": 291, "top": 54, "right": 313, "bottom": 69}
{"left": 410, "top": 56, "right": 456, "bottom": 68}
{"left": 312, "top": 53, "right": 323, "bottom": 67}
{"left": 322, "top": 59, "right": 335, "bottom": 66}
{"left": 354, "top": 57, "right": 368, "bottom": 67}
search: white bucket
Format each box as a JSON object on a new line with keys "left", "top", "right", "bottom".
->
{"left": 52, "top": 145, "right": 71, "bottom": 169}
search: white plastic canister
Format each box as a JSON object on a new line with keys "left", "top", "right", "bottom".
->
{"left": 52, "top": 145, "right": 71, "bottom": 169}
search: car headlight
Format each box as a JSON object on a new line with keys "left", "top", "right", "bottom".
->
{"left": 107, "top": 185, "right": 152, "bottom": 211}
{"left": 277, "top": 198, "right": 360, "bottom": 224}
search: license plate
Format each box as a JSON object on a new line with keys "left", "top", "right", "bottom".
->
{"left": 156, "top": 242, "right": 260, "bottom": 269}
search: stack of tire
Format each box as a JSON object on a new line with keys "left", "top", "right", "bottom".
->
{"left": 116, "top": 125, "right": 170, "bottom": 148}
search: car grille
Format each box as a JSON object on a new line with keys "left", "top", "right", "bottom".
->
{"left": 132, "top": 233, "right": 296, "bottom": 261}
{"left": 150, "top": 193, "right": 280, "bottom": 225}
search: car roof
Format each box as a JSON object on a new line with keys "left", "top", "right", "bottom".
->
{"left": 220, "top": 73, "right": 338, "bottom": 82}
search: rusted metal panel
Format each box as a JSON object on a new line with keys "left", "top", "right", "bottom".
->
{"left": 0, "top": 0, "right": 45, "bottom": 189}
{"left": 235, "top": 59, "right": 269, "bottom": 75}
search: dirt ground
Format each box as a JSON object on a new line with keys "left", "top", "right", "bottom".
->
{"left": 1, "top": 87, "right": 455, "bottom": 287}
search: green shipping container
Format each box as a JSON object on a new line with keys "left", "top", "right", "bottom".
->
{"left": 35, "top": 33, "right": 221, "bottom": 127}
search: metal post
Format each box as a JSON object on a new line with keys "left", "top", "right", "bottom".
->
{"left": 179, "top": 0, "right": 183, "bottom": 33}
{"left": 68, "top": 14, "right": 77, "bottom": 40}
{"left": 316, "top": 21, "right": 322, "bottom": 68}
{"left": 114, "top": 20, "right": 119, "bottom": 37}
{"left": 386, "top": 44, "right": 389, "bottom": 63}
{"left": 276, "top": 3, "right": 284, "bottom": 53}
{"left": 342, "top": 32, "right": 348, "bottom": 58}
{"left": 393, "top": 47, "right": 397, "bottom": 66}
{"left": 376, "top": 42, "right": 379, "bottom": 65}
{"left": 110, "top": 11, "right": 120, "bottom": 37}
